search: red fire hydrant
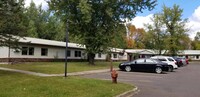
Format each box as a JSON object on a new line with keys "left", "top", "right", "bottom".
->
{"left": 111, "top": 70, "right": 118, "bottom": 84}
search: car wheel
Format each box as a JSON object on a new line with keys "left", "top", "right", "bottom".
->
{"left": 155, "top": 67, "right": 162, "bottom": 74}
{"left": 168, "top": 66, "right": 173, "bottom": 72}
{"left": 125, "top": 66, "right": 131, "bottom": 72}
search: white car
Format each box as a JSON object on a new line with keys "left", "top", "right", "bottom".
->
{"left": 151, "top": 56, "right": 178, "bottom": 71}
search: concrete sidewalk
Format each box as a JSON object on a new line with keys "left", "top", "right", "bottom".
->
{"left": 0, "top": 67, "right": 114, "bottom": 77}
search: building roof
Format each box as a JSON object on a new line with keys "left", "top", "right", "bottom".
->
{"left": 18, "top": 37, "right": 200, "bottom": 55}
{"left": 19, "top": 37, "right": 124, "bottom": 52}
{"left": 125, "top": 49, "right": 156, "bottom": 54}
{"left": 19, "top": 37, "right": 85, "bottom": 49}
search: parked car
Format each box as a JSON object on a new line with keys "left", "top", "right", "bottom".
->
{"left": 173, "top": 57, "right": 187, "bottom": 67}
{"left": 151, "top": 56, "right": 178, "bottom": 71}
{"left": 118, "top": 58, "right": 169, "bottom": 74}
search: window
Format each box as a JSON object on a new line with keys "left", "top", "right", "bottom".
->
{"left": 158, "top": 58, "right": 166, "bottom": 61}
{"left": 145, "top": 59, "right": 154, "bottom": 63}
{"left": 29, "top": 47, "right": 34, "bottom": 55}
{"left": 75, "top": 51, "right": 81, "bottom": 57}
{"left": 113, "top": 53, "right": 117, "bottom": 58}
{"left": 67, "top": 50, "right": 71, "bottom": 57}
{"left": 22, "top": 47, "right": 28, "bottom": 55}
{"left": 167, "top": 58, "right": 174, "bottom": 62}
{"left": 22, "top": 47, "right": 34, "bottom": 55}
{"left": 136, "top": 59, "right": 145, "bottom": 63}
{"left": 41, "top": 48, "right": 48, "bottom": 56}
{"left": 196, "top": 55, "right": 199, "bottom": 59}
{"left": 98, "top": 53, "right": 101, "bottom": 58}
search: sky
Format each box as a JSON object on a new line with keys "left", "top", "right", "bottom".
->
{"left": 25, "top": 0, "right": 200, "bottom": 39}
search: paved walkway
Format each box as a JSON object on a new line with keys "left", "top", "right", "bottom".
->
{"left": 0, "top": 67, "right": 114, "bottom": 77}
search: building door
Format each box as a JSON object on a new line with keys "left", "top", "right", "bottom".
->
{"left": 128, "top": 53, "right": 133, "bottom": 61}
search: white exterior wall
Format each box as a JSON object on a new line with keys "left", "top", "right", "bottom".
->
{"left": 94, "top": 53, "right": 128, "bottom": 61}
{"left": 119, "top": 53, "right": 128, "bottom": 60}
{"left": 111, "top": 53, "right": 128, "bottom": 61}
{"left": 9, "top": 44, "right": 85, "bottom": 59}
{"left": 188, "top": 55, "right": 200, "bottom": 60}
{"left": 0, "top": 47, "right": 9, "bottom": 58}
{"left": 95, "top": 53, "right": 107, "bottom": 60}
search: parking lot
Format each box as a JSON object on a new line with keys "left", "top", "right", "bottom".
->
{"left": 82, "top": 62, "right": 200, "bottom": 97}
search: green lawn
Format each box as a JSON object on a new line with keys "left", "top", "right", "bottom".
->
{"left": 0, "top": 62, "right": 121, "bottom": 74}
{"left": 0, "top": 70, "right": 133, "bottom": 97}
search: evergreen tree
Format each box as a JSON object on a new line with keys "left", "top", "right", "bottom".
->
{"left": 0, "top": 0, "right": 26, "bottom": 48}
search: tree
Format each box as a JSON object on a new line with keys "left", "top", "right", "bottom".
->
{"left": 24, "top": 1, "right": 39, "bottom": 38}
{"left": 159, "top": 5, "right": 189, "bottom": 56}
{"left": 0, "top": 0, "right": 26, "bottom": 48}
{"left": 191, "top": 32, "right": 200, "bottom": 50}
{"left": 110, "top": 24, "right": 127, "bottom": 49}
{"left": 144, "top": 14, "right": 166, "bottom": 54}
{"left": 194, "top": 32, "right": 200, "bottom": 41}
{"left": 48, "top": 0, "right": 156, "bottom": 65}
{"left": 24, "top": 1, "right": 66, "bottom": 41}
{"left": 126, "top": 24, "right": 146, "bottom": 49}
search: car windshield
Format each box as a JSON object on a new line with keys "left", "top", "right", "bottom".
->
{"left": 167, "top": 58, "right": 174, "bottom": 61}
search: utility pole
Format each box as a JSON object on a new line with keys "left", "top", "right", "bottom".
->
{"left": 8, "top": 37, "right": 11, "bottom": 64}
{"left": 65, "top": 20, "right": 68, "bottom": 77}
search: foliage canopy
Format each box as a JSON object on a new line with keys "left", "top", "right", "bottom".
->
{"left": 48, "top": 0, "right": 156, "bottom": 64}
{"left": 0, "top": 0, "right": 26, "bottom": 48}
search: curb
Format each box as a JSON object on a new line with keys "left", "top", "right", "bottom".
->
{"left": 116, "top": 86, "right": 140, "bottom": 97}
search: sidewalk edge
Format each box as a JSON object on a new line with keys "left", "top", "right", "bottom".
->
{"left": 116, "top": 86, "right": 139, "bottom": 97}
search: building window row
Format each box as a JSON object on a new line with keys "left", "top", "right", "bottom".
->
{"left": 22, "top": 47, "right": 48, "bottom": 56}
{"left": 21, "top": 48, "right": 120, "bottom": 58}
{"left": 95, "top": 53, "right": 119, "bottom": 58}
{"left": 22, "top": 47, "right": 34, "bottom": 55}
{"left": 21, "top": 47, "right": 83, "bottom": 58}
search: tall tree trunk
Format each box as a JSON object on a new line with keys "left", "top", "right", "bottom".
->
{"left": 88, "top": 52, "right": 95, "bottom": 65}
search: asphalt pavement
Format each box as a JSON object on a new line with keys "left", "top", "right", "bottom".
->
{"left": 81, "top": 62, "right": 200, "bottom": 97}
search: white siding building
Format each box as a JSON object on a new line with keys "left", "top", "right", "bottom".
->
{"left": 0, "top": 37, "right": 200, "bottom": 63}
{"left": 0, "top": 37, "right": 126, "bottom": 62}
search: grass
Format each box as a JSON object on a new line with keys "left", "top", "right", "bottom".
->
{"left": 0, "top": 62, "right": 121, "bottom": 74}
{"left": 0, "top": 70, "right": 133, "bottom": 97}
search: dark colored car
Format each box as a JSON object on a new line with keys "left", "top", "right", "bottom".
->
{"left": 119, "top": 58, "right": 169, "bottom": 74}
{"left": 173, "top": 57, "right": 187, "bottom": 67}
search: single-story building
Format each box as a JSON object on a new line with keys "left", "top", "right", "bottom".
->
{"left": 0, "top": 37, "right": 200, "bottom": 63}
{"left": 0, "top": 37, "right": 127, "bottom": 63}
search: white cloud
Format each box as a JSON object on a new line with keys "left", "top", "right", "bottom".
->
{"left": 128, "top": 14, "right": 153, "bottom": 29}
{"left": 25, "top": 0, "right": 48, "bottom": 10}
{"left": 187, "top": 6, "right": 200, "bottom": 39}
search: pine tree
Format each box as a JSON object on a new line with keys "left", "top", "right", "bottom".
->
{"left": 0, "top": 0, "right": 26, "bottom": 48}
